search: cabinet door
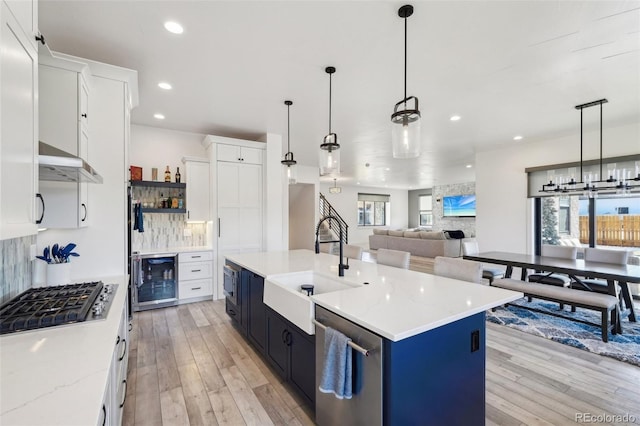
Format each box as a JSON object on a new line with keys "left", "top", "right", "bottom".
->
{"left": 265, "top": 308, "right": 288, "bottom": 378}
{"left": 79, "top": 73, "right": 89, "bottom": 139}
{"left": 240, "top": 147, "right": 262, "bottom": 164}
{"left": 4, "top": 0, "right": 37, "bottom": 49}
{"left": 288, "top": 326, "right": 316, "bottom": 406}
{"left": 39, "top": 64, "right": 78, "bottom": 153}
{"left": 0, "top": 3, "right": 38, "bottom": 239}
{"left": 247, "top": 272, "right": 266, "bottom": 353}
{"left": 185, "top": 160, "right": 210, "bottom": 221}
{"left": 217, "top": 143, "right": 241, "bottom": 163}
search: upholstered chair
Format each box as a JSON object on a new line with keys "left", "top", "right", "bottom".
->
{"left": 527, "top": 245, "right": 578, "bottom": 287}
{"left": 376, "top": 248, "right": 411, "bottom": 269}
{"left": 434, "top": 256, "right": 483, "bottom": 284}
{"left": 461, "top": 240, "right": 505, "bottom": 285}
{"left": 573, "top": 247, "right": 629, "bottom": 298}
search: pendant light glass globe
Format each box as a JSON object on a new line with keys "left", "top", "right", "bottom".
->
{"left": 391, "top": 5, "right": 421, "bottom": 159}
{"left": 320, "top": 67, "right": 340, "bottom": 176}
{"left": 281, "top": 100, "right": 297, "bottom": 184}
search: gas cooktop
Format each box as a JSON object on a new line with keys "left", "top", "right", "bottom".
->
{"left": 0, "top": 281, "right": 117, "bottom": 335}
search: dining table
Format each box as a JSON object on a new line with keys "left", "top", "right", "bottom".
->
{"left": 463, "top": 251, "right": 638, "bottom": 322}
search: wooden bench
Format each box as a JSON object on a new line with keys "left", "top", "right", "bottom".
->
{"left": 491, "top": 278, "right": 620, "bottom": 342}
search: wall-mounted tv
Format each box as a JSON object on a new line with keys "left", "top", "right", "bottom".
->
{"left": 442, "top": 194, "right": 476, "bottom": 217}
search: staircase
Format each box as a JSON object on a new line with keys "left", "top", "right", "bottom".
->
{"left": 317, "top": 193, "right": 348, "bottom": 254}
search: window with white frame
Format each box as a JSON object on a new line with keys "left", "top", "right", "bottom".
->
{"left": 419, "top": 195, "right": 433, "bottom": 227}
{"left": 358, "top": 193, "right": 390, "bottom": 226}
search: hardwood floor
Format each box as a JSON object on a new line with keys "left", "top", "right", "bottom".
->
{"left": 124, "top": 256, "right": 640, "bottom": 426}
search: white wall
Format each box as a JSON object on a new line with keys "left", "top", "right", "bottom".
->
{"left": 476, "top": 122, "right": 640, "bottom": 254}
{"left": 265, "top": 133, "right": 285, "bottom": 251}
{"left": 130, "top": 125, "right": 207, "bottom": 180}
{"left": 319, "top": 183, "right": 409, "bottom": 246}
{"left": 38, "top": 76, "right": 128, "bottom": 279}
{"left": 289, "top": 184, "right": 316, "bottom": 250}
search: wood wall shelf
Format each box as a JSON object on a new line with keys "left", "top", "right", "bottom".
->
{"left": 130, "top": 180, "right": 186, "bottom": 189}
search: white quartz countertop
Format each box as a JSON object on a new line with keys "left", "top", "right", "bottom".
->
{"left": 0, "top": 276, "right": 128, "bottom": 426}
{"left": 225, "top": 250, "right": 522, "bottom": 341}
{"left": 135, "top": 245, "right": 212, "bottom": 256}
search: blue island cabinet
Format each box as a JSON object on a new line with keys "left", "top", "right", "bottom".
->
{"left": 383, "top": 312, "right": 485, "bottom": 425}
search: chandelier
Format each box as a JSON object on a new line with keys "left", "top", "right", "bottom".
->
{"left": 540, "top": 99, "right": 639, "bottom": 197}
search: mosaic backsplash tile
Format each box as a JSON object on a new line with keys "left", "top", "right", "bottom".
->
{"left": 0, "top": 235, "right": 36, "bottom": 304}
{"left": 131, "top": 213, "right": 209, "bottom": 251}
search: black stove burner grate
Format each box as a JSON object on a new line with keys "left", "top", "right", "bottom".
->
{"left": 0, "top": 281, "right": 104, "bottom": 334}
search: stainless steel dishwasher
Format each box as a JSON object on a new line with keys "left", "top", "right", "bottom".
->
{"left": 315, "top": 305, "right": 383, "bottom": 426}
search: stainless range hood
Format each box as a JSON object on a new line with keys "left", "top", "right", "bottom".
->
{"left": 39, "top": 142, "right": 103, "bottom": 184}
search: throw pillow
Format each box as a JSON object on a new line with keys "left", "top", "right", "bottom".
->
{"left": 403, "top": 231, "right": 420, "bottom": 238}
{"left": 388, "top": 230, "right": 405, "bottom": 237}
{"left": 372, "top": 229, "right": 388, "bottom": 235}
{"left": 419, "top": 231, "right": 446, "bottom": 240}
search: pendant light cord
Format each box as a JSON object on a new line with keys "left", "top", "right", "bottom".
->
{"left": 404, "top": 14, "right": 408, "bottom": 103}
{"left": 580, "top": 108, "right": 583, "bottom": 182}
{"left": 329, "top": 72, "right": 333, "bottom": 134}
{"left": 287, "top": 103, "right": 291, "bottom": 152}
{"left": 600, "top": 102, "right": 603, "bottom": 179}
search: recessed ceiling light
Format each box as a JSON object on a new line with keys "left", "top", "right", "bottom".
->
{"left": 154, "top": 113, "right": 165, "bottom": 120}
{"left": 385, "top": 167, "right": 390, "bottom": 171}
{"left": 164, "top": 21, "right": 184, "bottom": 34}
{"left": 450, "top": 115, "right": 461, "bottom": 121}
{"left": 513, "top": 135, "right": 523, "bottom": 141}
{"left": 357, "top": 182, "right": 360, "bottom": 185}
{"left": 466, "top": 164, "right": 472, "bottom": 168}
{"left": 158, "top": 82, "right": 172, "bottom": 90}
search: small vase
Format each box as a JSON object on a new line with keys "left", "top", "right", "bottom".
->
{"left": 46, "top": 262, "right": 71, "bottom": 286}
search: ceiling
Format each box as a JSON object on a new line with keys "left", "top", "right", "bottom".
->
{"left": 39, "top": 1, "right": 640, "bottom": 189}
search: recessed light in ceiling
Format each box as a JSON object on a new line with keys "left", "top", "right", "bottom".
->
{"left": 154, "top": 113, "right": 165, "bottom": 120}
{"left": 385, "top": 168, "right": 390, "bottom": 171}
{"left": 513, "top": 135, "right": 523, "bottom": 141}
{"left": 450, "top": 115, "right": 461, "bottom": 121}
{"left": 164, "top": 21, "right": 184, "bottom": 34}
{"left": 466, "top": 164, "right": 472, "bottom": 168}
{"left": 357, "top": 182, "right": 361, "bottom": 185}
{"left": 158, "top": 82, "right": 172, "bottom": 90}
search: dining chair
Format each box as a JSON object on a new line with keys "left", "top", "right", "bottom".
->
{"left": 376, "top": 248, "right": 410, "bottom": 269}
{"left": 434, "top": 256, "right": 483, "bottom": 284}
{"left": 344, "top": 244, "right": 363, "bottom": 261}
{"left": 527, "top": 245, "right": 577, "bottom": 287}
{"left": 572, "top": 247, "right": 629, "bottom": 298}
{"left": 461, "top": 240, "right": 505, "bottom": 285}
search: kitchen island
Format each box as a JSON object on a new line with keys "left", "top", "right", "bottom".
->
{"left": 0, "top": 276, "right": 129, "bottom": 426}
{"left": 225, "top": 249, "right": 522, "bottom": 425}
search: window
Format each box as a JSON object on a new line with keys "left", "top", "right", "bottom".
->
{"left": 558, "top": 196, "right": 570, "bottom": 234}
{"left": 358, "top": 193, "right": 390, "bottom": 226}
{"left": 419, "top": 195, "right": 433, "bottom": 227}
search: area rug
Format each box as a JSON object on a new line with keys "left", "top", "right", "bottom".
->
{"left": 486, "top": 298, "right": 640, "bottom": 367}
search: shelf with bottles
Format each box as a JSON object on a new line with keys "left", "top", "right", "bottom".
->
{"left": 131, "top": 181, "right": 187, "bottom": 214}
{"left": 130, "top": 180, "right": 186, "bottom": 190}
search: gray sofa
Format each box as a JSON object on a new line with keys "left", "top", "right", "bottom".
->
{"left": 369, "top": 229, "right": 461, "bottom": 258}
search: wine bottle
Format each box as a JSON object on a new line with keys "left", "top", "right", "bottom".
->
{"left": 164, "top": 166, "right": 171, "bottom": 182}
{"left": 175, "top": 167, "right": 181, "bottom": 183}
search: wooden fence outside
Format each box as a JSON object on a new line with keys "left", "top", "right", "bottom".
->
{"left": 579, "top": 215, "right": 640, "bottom": 247}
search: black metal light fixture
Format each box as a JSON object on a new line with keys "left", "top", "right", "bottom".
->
{"left": 540, "top": 99, "right": 639, "bottom": 197}
{"left": 320, "top": 66, "right": 340, "bottom": 176}
{"left": 281, "top": 100, "right": 297, "bottom": 184}
{"left": 391, "top": 4, "right": 421, "bottom": 159}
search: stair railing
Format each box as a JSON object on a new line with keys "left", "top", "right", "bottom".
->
{"left": 319, "top": 192, "right": 348, "bottom": 245}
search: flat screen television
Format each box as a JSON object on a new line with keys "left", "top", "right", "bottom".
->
{"left": 442, "top": 194, "right": 476, "bottom": 217}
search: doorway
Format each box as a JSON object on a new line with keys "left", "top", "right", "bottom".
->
{"left": 289, "top": 183, "right": 315, "bottom": 250}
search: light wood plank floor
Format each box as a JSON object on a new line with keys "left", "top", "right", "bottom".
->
{"left": 124, "top": 256, "right": 640, "bottom": 426}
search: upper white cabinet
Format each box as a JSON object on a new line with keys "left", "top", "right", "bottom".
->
{"left": 182, "top": 157, "right": 210, "bottom": 221}
{"left": 0, "top": 1, "right": 38, "bottom": 240}
{"left": 38, "top": 55, "right": 91, "bottom": 228}
{"left": 4, "top": 0, "right": 37, "bottom": 49}
{"left": 217, "top": 143, "right": 262, "bottom": 165}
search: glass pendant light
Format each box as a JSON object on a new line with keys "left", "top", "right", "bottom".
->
{"left": 391, "top": 5, "right": 421, "bottom": 159}
{"left": 320, "top": 66, "right": 340, "bottom": 176}
{"left": 281, "top": 100, "right": 297, "bottom": 184}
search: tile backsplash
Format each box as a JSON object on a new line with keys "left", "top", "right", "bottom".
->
{"left": 132, "top": 213, "right": 209, "bottom": 251}
{"left": 0, "top": 235, "right": 36, "bottom": 303}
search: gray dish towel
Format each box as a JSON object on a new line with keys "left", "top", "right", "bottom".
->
{"left": 319, "top": 327, "right": 352, "bottom": 399}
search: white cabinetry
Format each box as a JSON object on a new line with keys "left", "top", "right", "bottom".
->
{"left": 38, "top": 56, "right": 91, "bottom": 228}
{"left": 182, "top": 157, "right": 210, "bottom": 221}
{"left": 0, "top": 1, "right": 38, "bottom": 240}
{"left": 179, "top": 250, "right": 213, "bottom": 300}
{"left": 101, "top": 301, "right": 129, "bottom": 426}
{"left": 217, "top": 143, "right": 262, "bottom": 164}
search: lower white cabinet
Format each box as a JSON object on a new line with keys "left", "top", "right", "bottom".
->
{"left": 100, "top": 302, "right": 129, "bottom": 425}
{"left": 179, "top": 250, "right": 213, "bottom": 300}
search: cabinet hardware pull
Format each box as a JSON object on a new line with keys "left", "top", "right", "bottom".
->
{"left": 191, "top": 269, "right": 201, "bottom": 272}
{"left": 120, "top": 379, "right": 127, "bottom": 408}
{"left": 36, "top": 193, "right": 45, "bottom": 224}
{"left": 119, "top": 339, "right": 127, "bottom": 362}
{"left": 188, "top": 210, "right": 190, "bottom": 219}
{"left": 35, "top": 33, "right": 46, "bottom": 45}
{"left": 81, "top": 113, "right": 87, "bottom": 118}
{"left": 218, "top": 218, "right": 221, "bottom": 237}
{"left": 192, "top": 255, "right": 201, "bottom": 258}
{"left": 281, "top": 329, "right": 287, "bottom": 344}
{"left": 229, "top": 309, "right": 236, "bottom": 316}
{"left": 191, "top": 287, "right": 202, "bottom": 290}
{"left": 81, "top": 203, "right": 87, "bottom": 221}
{"left": 116, "top": 335, "right": 120, "bottom": 345}
{"left": 101, "top": 404, "right": 106, "bottom": 426}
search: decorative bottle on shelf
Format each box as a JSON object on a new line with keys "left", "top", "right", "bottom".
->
{"left": 164, "top": 166, "right": 171, "bottom": 182}
{"left": 158, "top": 193, "right": 164, "bottom": 208}
{"left": 175, "top": 167, "right": 181, "bottom": 183}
